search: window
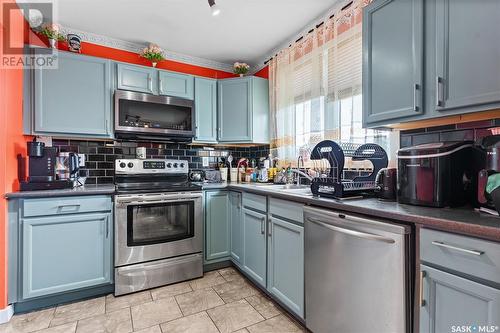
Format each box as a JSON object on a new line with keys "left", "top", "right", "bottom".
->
{"left": 268, "top": 0, "right": 397, "bottom": 168}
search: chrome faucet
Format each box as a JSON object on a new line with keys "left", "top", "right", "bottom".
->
{"left": 296, "top": 156, "right": 304, "bottom": 186}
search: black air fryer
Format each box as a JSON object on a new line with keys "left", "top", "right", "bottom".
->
{"left": 397, "top": 141, "right": 480, "bottom": 207}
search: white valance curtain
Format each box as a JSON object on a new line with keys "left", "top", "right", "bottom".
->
{"left": 269, "top": 0, "right": 397, "bottom": 166}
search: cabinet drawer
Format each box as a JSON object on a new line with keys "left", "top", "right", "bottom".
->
{"left": 269, "top": 198, "right": 303, "bottom": 224}
{"left": 421, "top": 228, "right": 500, "bottom": 285}
{"left": 22, "top": 196, "right": 112, "bottom": 217}
{"left": 242, "top": 192, "right": 266, "bottom": 213}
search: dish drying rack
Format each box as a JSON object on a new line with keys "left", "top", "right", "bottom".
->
{"left": 309, "top": 140, "right": 388, "bottom": 199}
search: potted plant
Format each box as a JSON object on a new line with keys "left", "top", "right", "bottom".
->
{"left": 140, "top": 44, "right": 165, "bottom": 67}
{"left": 38, "top": 23, "right": 65, "bottom": 48}
{"left": 233, "top": 62, "right": 250, "bottom": 77}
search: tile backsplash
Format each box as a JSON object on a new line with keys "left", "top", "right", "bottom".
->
{"left": 51, "top": 139, "right": 270, "bottom": 185}
{"left": 400, "top": 118, "right": 500, "bottom": 148}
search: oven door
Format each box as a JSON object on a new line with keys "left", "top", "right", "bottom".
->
{"left": 114, "top": 192, "right": 202, "bottom": 267}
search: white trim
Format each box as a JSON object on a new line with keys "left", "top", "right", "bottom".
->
{"left": 0, "top": 305, "right": 14, "bottom": 324}
{"left": 58, "top": 25, "right": 235, "bottom": 73}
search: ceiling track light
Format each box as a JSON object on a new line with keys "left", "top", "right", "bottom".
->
{"left": 208, "top": 0, "right": 221, "bottom": 16}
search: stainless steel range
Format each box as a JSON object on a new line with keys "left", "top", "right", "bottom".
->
{"left": 114, "top": 158, "right": 203, "bottom": 295}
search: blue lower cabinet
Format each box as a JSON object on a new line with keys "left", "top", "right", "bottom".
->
{"left": 22, "top": 212, "right": 112, "bottom": 299}
{"left": 420, "top": 265, "right": 500, "bottom": 333}
{"left": 229, "top": 192, "right": 243, "bottom": 264}
{"left": 267, "top": 216, "right": 304, "bottom": 318}
{"left": 205, "top": 191, "right": 231, "bottom": 262}
{"left": 242, "top": 208, "right": 267, "bottom": 288}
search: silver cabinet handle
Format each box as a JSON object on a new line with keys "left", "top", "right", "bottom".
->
{"left": 268, "top": 217, "right": 272, "bottom": 237}
{"left": 159, "top": 78, "right": 163, "bottom": 93}
{"left": 435, "top": 76, "right": 442, "bottom": 107}
{"left": 105, "top": 119, "right": 109, "bottom": 134}
{"left": 431, "top": 241, "right": 484, "bottom": 256}
{"left": 413, "top": 83, "right": 418, "bottom": 111}
{"left": 105, "top": 218, "right": 109, "bottom": 238}
{"left": 307, "top": 217, "right": 395, "bottom": 244}
{"left": 148, "top": 76, "right": 153, "bottom": 92}
{"left": 260, "top": 217, "right": 265, "bottom": 234}
{"left": 420, "top": 270, "right": 426, "bottom": 307}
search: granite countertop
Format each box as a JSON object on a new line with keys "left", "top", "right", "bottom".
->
{"left": 5, "top": 184, "right": 116, "bottom": 199}
{"left": 226, "top": 183, "right": 500, "bottom": 242}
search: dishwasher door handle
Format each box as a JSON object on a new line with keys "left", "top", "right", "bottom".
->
{"left": 307, "top": 217, "right": 396, "bottom": 244}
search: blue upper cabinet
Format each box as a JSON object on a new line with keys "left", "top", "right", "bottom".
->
{"left": 363, "top": 0, "right": 424, "bottom": 127}
{"left": 194, "top": 77, "right": 217, "bottom": 143}
{"left": 31, "top": 50, "right": 113, "bottom": 138}
{"left": 159, "top": 70, "right": 194, "bottom": 99}
{"left": 218, "top": 77, "right": 269, "bottom": 144}
{"left": 117, "top": 63, "right": 157, "bottom": 94}
{"left": 432, "top": 0, "right": 500, "bottom": 115}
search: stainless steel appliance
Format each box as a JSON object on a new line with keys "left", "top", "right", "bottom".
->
{"left": 114, "top": 158, "right": 203, "bottom": 295}
{"left": 397, "top": 141, "right": 479, "bottom": 207}
{"left": 114, "top": 90, "right": 195, "bottom": 141}
{"left": 55, "top": 152, "right": 79, "bottom": 181}
{"left": 304, "top": 206, "right": 411, "bottom": 333}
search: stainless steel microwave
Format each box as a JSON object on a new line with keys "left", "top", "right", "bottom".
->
{"left": 114, "top": 90, "right": 195, "bottom": 140}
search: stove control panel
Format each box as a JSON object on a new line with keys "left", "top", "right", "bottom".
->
{"left": 115, "top": 159, "right": 189, "bottom": 174}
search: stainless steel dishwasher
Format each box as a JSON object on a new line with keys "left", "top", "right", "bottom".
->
{"left": 304, "top": 206, "right": 411, "bottom": 333}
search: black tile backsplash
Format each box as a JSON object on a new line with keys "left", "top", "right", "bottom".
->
{"left": 400, "top": 118, "right": 500, "bottom": 148}
{"left": 51, "top": 139, "right": 270, "bottom": 185}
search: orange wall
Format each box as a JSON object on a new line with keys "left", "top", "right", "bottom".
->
{"left": 0, "top": 0, "right": 26, "bottom": 310}
{"left": 254, "top": 66, "right": 269, "bottom": 79}
{"left": 30, "top": 33, "right": 237, "bottom": 79}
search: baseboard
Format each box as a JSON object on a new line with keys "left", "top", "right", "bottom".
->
{"left": 0, "top": 305, "right": 14, "bottom": 324}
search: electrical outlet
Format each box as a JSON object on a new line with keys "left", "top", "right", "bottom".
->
{"left": 78, "top": 154, "right": 86, "bottom": 167}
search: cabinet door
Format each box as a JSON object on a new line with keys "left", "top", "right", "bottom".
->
{"left": 242, "top": 208, "right": 266, "bottom": 287}
{"left": 159, "top": 71, "right": 194, "bottom": 99}
{"left": 434, "top": 0, "right": 500, "bottom": 113}
{"left": 218, "top": 78, "right": 252, "bottom": 142}
{"left": 34, "top": 51, "right": 112, "bottom": 137}
{"left": 117, "top": 63, "right": 157, "bottom": 94}
{"left": 194, "top": 78, "right": 217, "bottom": 143}
{"left": 267, "top": 216, "right": 304, "bottom": 318}
{"left": 363, "top": 0, "right": 424, "bottom": 126}
{"left": 205, "top": 191, "right": 230, "bottom": 261}
{"left": 420, "top": 265, "right": 500, "bottom": 333}
{"left": 22, "top": 213, "right": 112, "bottom": 299}
{"left": 229, "top": 192, "right": 243, "bottom": 264}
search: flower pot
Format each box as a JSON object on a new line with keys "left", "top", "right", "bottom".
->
{"left": 48, "top": 38, "right": 57, "bottom": 49}
{"left": 152, "top": 62, "right": 157, "bottom": 68}
{"left": 239, "top": 74, "right": 244, "bottom": 77}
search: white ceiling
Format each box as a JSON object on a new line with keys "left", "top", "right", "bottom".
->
{"left": 50, "top": 0, "right": 337, "bottom": 66}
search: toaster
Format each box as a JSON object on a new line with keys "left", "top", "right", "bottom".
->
{"left": 397, "top": 141, "right": 481, "bottom": 208}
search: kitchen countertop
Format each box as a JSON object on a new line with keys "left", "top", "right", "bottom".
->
{"left": 5, "top": 184, "right": 116, "bottom": 199}
{"left": 225, "top": 183, "right": 500, "bottom": 242}
{"left": 6, "top": 182, "right": 499, "bottom": 241}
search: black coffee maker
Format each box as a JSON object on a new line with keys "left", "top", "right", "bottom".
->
{"left": 477, "top": 135, "right": 500, "bottom": 212}
{"left": 20, "top": 139, "right": 74, "bottom": 191}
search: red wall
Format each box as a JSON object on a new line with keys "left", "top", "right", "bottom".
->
{"left": 254, "top": 66, "right": 269, "bottom": 79}
{"left": 0, "top": 0, "right": 26, "bottom": 310}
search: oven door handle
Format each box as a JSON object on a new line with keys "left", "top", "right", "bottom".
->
{"left": 116, "top": 193, "right": 202, "bottom": 205}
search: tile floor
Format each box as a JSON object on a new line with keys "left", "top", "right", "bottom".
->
{"left": 0, "top": 267, "right": 306, "bottom": 333}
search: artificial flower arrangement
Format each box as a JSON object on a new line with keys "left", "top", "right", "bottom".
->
{"left": 233, "top": 62, "right": 250, "bottom": 76}
{"left": 38, "top": 23, "right": 65, "bottom": 48}
{"left": 140, "top": 44, "right": 165, "bottom": 67}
